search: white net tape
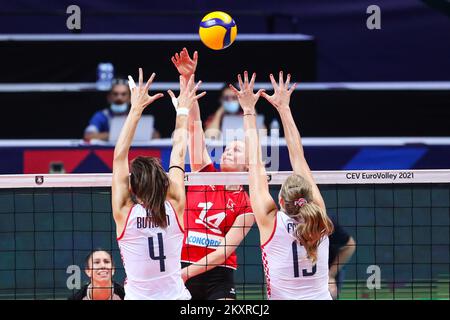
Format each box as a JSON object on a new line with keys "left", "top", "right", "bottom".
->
{"left": 0, "top": 169, "right": 449, "bottom": 189}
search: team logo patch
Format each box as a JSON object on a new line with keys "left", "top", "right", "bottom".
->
{"left": 226, "top": 198, "right": 236, "bottom": 212}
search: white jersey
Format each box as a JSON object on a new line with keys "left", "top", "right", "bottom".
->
{"left": 117, "top": 202, "right": 191, "bottom": 300}
{"left": 261, "top": 211, "right": 332, "bottom": 300}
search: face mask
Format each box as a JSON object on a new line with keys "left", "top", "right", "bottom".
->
{"left": 110, "top": 103, "right": 128, "bottom": 114}
{"left": 223, "top": 100, "right": 240, "bottom": 114}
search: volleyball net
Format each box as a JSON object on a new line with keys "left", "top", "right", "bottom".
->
{"left": 0, "top": 170, "right": 449, "bottom": 300}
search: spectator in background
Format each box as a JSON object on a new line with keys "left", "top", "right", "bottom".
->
{"left": 328, "top": 216, "right": 356, "bottom": 299}
{"left": 69, "top": 249, "right": 124, "bottom": 300}
{"left": 84, "top": 79, "right": 130, "bottom": 142}
{"left": 83, "top": 79, "right": 160, "bottom": 141}
{"left": 204, "top": 85, "right": 265, "bottom": 139}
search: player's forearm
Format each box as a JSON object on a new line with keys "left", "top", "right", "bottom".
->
{"left": 113, "top": 109, "right": 141, "bottom": 161}
{"left": 244, "top": 113, "right": 266, "bottom": 178}
{"left": 244, "top": 114, "right": 264, "bottom": 168}
{"left": 188, "top": 101, "right": 201, "bottom": 127}
{"left": 188, "top": 101, "right": 209, "bottom": 170}
{"left": 170, "top": 114, "right": 189, "bottom": 168}
{"left": 329, "top": 238, "right": 356, "bottom": 278}
{"left": 278, "top": 107, "right": 305, "bottom": 171}
{"left": 185, "top": 248, "right": 232, "bottom": 279}
{"left": 243, "top": 113, "right": 269, "bottom": 207}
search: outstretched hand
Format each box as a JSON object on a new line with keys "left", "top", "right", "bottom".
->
{"left": 171, "top": 48, "right": 198, "bottom": 80}
{"left": 229, "top": 71, "right": 265, "bottom": 113}
{"left": 261, "top": 71, "right": 297, "bottom": 111}
{"left": 167, "top": 74, "right": 206, "bottom": 111}
{"left": 129, "top": 68, "right": 164, "bottom": 114}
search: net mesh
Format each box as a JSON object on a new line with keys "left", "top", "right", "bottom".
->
{"left": 0, "top": 171, "right": 449, "bottom": 300}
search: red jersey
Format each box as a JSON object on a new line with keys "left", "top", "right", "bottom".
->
{"left": 181, "top": 163, "right": 253, "bottom": 269}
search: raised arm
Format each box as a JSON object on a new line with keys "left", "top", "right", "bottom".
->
{"left": 229, "top": 72, "right": 278, "bottom": 230}
{"left": 112, "top": 69, "right": 163, "bottom": 226}
{"left": 171, "top": 48, "right": 212, "bottom": 171}
{"left": 166, "top": 75, "right": 207, "bottom": 222}
{"left": 262, "top": 72, "right": 326, "bottom": 210}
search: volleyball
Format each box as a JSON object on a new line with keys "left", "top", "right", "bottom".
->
{"left": 199, "top": 11, "right": 237, "bottom": 50}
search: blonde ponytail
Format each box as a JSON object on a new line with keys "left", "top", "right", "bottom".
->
{"left": 293, "top": 202, "right": 333, "bottom": 263}
{"left": 280, "top": 174, "right": 334, "bottom": 263}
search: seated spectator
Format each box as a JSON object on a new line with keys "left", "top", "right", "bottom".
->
{"left": 328, "top": 216, "right": 356, "bottom": 299}
{"left": 69, "top": 249, "right": 124, "bottom": 300}
{"left": 84, "top": 79, "right": 160, "bottom": 142}
{"left": 204, "top": 85, "right": 265, "bottom": 140}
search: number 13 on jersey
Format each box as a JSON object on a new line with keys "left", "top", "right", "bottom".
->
{"left": 292, "top": 241, "right": 317, "bottom": 277}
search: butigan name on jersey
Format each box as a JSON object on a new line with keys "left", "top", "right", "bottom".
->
{"left": 136, "top": 215, "right": 171, "bottom": 229}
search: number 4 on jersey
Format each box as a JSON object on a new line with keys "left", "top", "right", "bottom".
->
{"left": 148, "top": 233, "right": 166, "bottom": 272}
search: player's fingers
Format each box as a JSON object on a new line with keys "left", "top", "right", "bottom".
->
{"left": 151, "top": 93, "right": 164, "bottom": 101}
{"left": 171, "top": 56, "right": 178, "bottom": 66}
{"left": 229, "top": 84, "right": 240, "bottom": 95}
{"left": 195, "top": 91, "right": 207, "bottom": 100}
{"left": 288, "top": 82, "right": 297, "bottom": 93}
{"left": 167, "top": 89, "right": 176, "bottom": 99}
{"left": 279, "top": 71, "right": 284, "bottom": 88}
{"left": 168, "top": 90, "right": 178, "bottom": 109}
{"left": 261, "top": 92, "right": 275, "bottom": 106}
{"left": 285, "top": 74, "right": 291, "bottom": 88}
{"left": 244, "top": 71, "right": 249, "bottom": 86}
{"left": 183, "top": 47, "right": 191, "bottom": 59}
{"left": 193, "top": 51, "right": 198, "bottom": 63}
{"left": 193, "top": 80, "right": 202, "bottom": 94}
{"left": 269, "top": 73, "right": 278, "bottom": 90}
{"left": 261, "top": 91, "right": 269, "bottom": 100}
{"left": 128, "top": 75, "right": 137, "bottom": 91}
{"left": 249, "top": 72, "right": 256, "bottom": 87}
{"left": 237, "top": 74, "right": 244, "bottom": 90}
{"left": 139, "top": 68, "right": 143, "bottom": 87}
{"left": 256, "top": 89, "right": 265, "bottom": 98}
{"left": 180, "top": 49, "right": 187, "bottom": 59}
{"left": 145, "top": 72, "right": 156, "bottom": 91}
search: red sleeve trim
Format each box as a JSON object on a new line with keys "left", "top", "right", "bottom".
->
{"left": 260, "top": 214, "right": 277, "bottom": 248}
{"left": 116, "top": 205, "right": 134, "bottom": 241}
{"left": 168, "top": 200, "right": 184, "bottom": 233}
